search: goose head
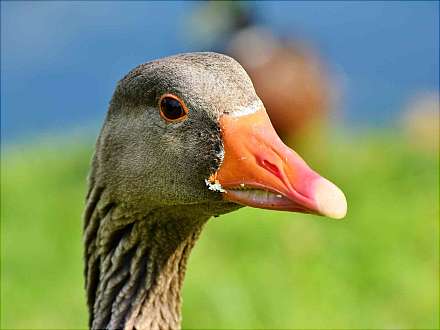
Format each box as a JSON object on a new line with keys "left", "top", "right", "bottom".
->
{"left": 85, "top": 52, "right": 347, "bottom": 330}
{"left": 94, "top": 52, "right": 346, "bottom": 219}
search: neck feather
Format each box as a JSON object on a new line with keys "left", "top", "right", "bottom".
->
{"left": 84, "top": 185, "right": 207, "bottom": 330}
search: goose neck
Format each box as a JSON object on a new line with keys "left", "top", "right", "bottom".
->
{"left": 84, "top": 193, "right": 207, "bottom": 330}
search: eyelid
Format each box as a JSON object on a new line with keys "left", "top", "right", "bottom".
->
{"left": 158, "top": 93, "right": 189, "bottom": 123}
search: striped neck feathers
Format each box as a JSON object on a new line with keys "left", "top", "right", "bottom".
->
{"left": 83, "top": 185, "right": 208, "bottom": 330}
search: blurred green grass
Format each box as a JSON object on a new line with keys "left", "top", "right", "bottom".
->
{"left": 1, "top": 133, "right": 438, "bottom": 329}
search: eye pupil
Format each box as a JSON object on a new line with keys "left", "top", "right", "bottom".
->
{"left": 160, "top": 96, "right": 186, "bottom": 121}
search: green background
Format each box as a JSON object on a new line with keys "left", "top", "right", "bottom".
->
{"left": 1, "top": 133, "right": 438, "bottom": 329}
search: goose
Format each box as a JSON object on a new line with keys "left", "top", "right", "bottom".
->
{"left": 227, "top": 27, "right": 330, "bottom": 142}
{"left": 189, "top": 2, "right": 330, "bottom": 141}
{"left": 84, "top": 52, "right": 347, "bottom": 330}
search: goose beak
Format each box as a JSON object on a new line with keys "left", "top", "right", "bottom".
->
{"left": 210, "top": 105, "right": 347, "bottom": 219}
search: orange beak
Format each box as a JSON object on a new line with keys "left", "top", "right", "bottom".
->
{"left": 209, "top": 105, "right": 347, "bottom": 219}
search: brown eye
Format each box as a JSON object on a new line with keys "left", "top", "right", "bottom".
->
{"left": 159, "top": 94, "right": 188, "bottom": 123}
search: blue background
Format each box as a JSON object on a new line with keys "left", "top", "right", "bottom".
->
{"left": 1, "top": 1, "right": 438, "bottom": 143}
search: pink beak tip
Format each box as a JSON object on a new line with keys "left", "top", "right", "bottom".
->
{"left": 314, "top": 178, "right": 348, "bottom": 219}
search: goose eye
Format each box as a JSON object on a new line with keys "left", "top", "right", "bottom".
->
{"left": 159, "top": 94, "right": 188, "bottom": 122}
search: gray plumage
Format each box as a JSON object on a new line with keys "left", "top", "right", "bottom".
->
{"left": 84, "top": 53, "right": 260, "bottom": 330}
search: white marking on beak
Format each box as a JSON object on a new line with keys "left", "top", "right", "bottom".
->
{"left": 205, "top": 179, "right": 226, "bottom": 193}
{"left": 231, "top": 99, "right": 263, "bottom": 117}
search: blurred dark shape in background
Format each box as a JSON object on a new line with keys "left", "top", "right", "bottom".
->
{"left": 187, "top": 1, "right": 332, "bottom": 144}
{"left": 188, "top": 2, "right": 335, "bottom": 145}
{"left": 228, "top": 27, "right": 331, "bottom": 143}
{"left": 401, "top": 91, "right": 439, "bottom": 153}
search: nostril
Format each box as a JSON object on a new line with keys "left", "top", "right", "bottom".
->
{"left": 261, "top": 159, "right": 281, "bottom": 176}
